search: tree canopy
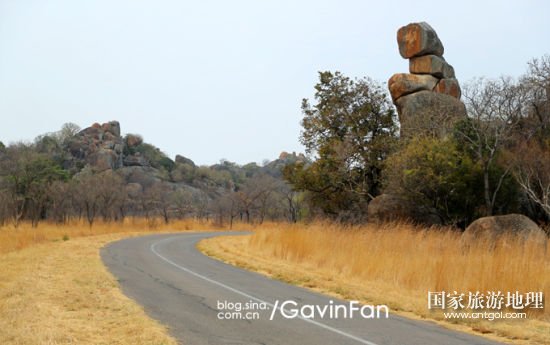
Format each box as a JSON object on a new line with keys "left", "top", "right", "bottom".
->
{"left": 284, "top": 71, "right": 398, "bottom": 219}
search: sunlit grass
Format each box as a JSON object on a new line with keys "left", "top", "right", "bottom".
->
{"left": 200, "top": 221, "right": 550, "bottom": 344}
{"left": 2, "top": 217, "right": 549, "bottom": 343}
{"left": 0, "top": 217, "right": 255, "bottom": 345}
{"left": 0, "top": 217, "right": 256, "bottom": 255}
{"left": 0, "top": 233, "right": 180, "bottom": 345}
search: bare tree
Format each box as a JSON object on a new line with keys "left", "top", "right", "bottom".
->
{"left": 170, "top": 188, "right": 195, "bottom": 219}
{"left": 458, "top": 77, "right": 529, "bottom": 215}
{"left": 522, "top": 55, "right": 550, "bottom": 135}
{"left": 276, "top": 181, "right": 304, "bottom": 223}
{"left": 73, "top": 168, "right": 102, "bottom": 227}
{"left": 194, "top": 190, "right": 210, "bottom": 220}
{"left": 139, "top": 185, "right": 161, "bottom": 226}
{"left": 210, "top": 192, "right": 240, "bottom": 229}
{"left": 96, "top": 171, "right": 126, "bottom": 222}
{"left": 47, "top": 181, "right": 74, "bottom": 224}
{"left": 154, "top": 184, "right": 173, "bottom": 224}
{"left": 233, "top": 174, "right": 278, "bottom": 223}
{"left": 511, "top": 141, "right": 550, "bottom": 217}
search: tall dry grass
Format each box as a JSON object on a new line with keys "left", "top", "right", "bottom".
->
{"left": 0, "top": 217, "right": 253, "bottom": 255}
{"left": 247, "top": 222, "right": 549, "bottom": 320}
{"left": 198, "top": 221, "right": 550, "bottom": 343}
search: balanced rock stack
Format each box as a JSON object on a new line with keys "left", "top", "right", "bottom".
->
{"left": 388, "top": 22, "right": 466, "bottom": 137}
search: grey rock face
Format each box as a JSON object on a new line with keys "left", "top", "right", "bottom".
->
{"left": 395, "top": 91, "right": 467, "bottom": 137}
{"left": 123, "top": 153, "right": 150, "bottom": 167}
{"left": 175, "top": 154, "right": 195, "bottom": 167}
{"left": 119, "top": 166, "right": 162, "bottom": 189}
{"left": 66, "top": 121, "right": 124, "bottom": 171}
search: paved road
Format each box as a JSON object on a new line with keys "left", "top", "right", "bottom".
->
{"left": 101, "top": 232, "right": 506, "bottom": 345}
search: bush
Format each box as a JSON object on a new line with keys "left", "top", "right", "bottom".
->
{"left": 384, "top": 137, "right": 482, "bottom": 225}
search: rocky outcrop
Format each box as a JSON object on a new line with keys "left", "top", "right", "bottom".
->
{"left": 175, "top": 154, "right": 195, "bottom": 167}
{"left": 389, "top": 22, "right": 466, "bottom": 137}
{"left": 64, "top": 121, "right": 158, "bottom": 171}
{"left": 119, "top": 166, "right": 162, "bottom": 189}
{"left": 123, "top": 152, "right": 149, "bottom": 167}
{"left": 462, "top": 214, "right": 547, "bottom": 245}
{"left": 66, "top": 121, "right": 124, "bottom": 171}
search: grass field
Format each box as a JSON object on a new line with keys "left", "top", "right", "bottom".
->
{"left": 0, "top": 218, "right": 239, "bottom": 255}
{"left": 0, "top": 218, "right": 242, "bottom": 345}
{"left": 0, "top": 232, "right": 180, "bottom": 345}
{"left": 199, "top": 221, "right": 550, "bottom": 345}
{"left": 1, "top": 218, "right": 548, "bottom": 344}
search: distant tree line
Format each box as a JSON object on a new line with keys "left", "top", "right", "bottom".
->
{"left": 1, "top": 55, "right": 548, "bottom": 228}
{"left": 0, "top": 127, "right": 307, "bottom": 228}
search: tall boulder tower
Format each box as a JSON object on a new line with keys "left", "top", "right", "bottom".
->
{"left": 388, "top": 22, "right": 466, "bottom": 137}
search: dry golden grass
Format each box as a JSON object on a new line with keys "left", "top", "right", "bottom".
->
{"left": 199, "top": 221, "right": 550, "bottom": 345}
{"left": 0, "top": 232, "right": 179, "bottom": 345}
{"left": 0, "top": 218, "right": 253, "bottom": 345}
{"left": 0, "top": 217, "right": 250, "bottom": 255}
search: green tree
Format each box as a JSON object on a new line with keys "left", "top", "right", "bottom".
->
{"left": 284, "top": 71, "right": 398, "bottom": 219}
{"left": 0, "top": 144, "right": 68, "bottom": 227}
{"left": 384, "top": 137, "right": 483, "bottom": 225}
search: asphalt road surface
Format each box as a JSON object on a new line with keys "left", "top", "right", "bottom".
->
{"left": 101, "top": 232, "right": 506, "bottom": 345}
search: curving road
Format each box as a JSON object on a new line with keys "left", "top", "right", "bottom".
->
{"left": 101, "top": 232, "right": 506, "bottom": 345}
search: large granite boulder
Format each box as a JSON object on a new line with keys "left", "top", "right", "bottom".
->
{"left": 88, "top": 149, "right": 118, "bottom": 171}
{"left": 397, "top": 22, "right": 444, "bottom": 58}
{"left": 101, "top": 121, "right": 121, "bottom": 137}
{"left": 123, "top": 152, "right": 149, "bottom": 167}
{"left": 434, "top": 78, "right": 461, "bottom": 99}
{"left": 462, "top": 214, "right": 547, "bottom": 245}
{"left": 409, "top": 55, "right": 455, "bottom": 79}
{"left": 388, "top": 73, "right": 439, "bottom": 101}
{"left": 389, "top": 22, "right": 466, "bottom": 137}
{"left": 396, "top": 91, "right": 467, "bottom": 137}
{"left": 175, "top": 154, "right": 196, "bottom": 167}
{"left": 119, "top": 166, "right": 162, "bottom": 189}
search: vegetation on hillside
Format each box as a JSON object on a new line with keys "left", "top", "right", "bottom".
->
{"left": 0, "top": 56, "right": 549, "bottom": 229}
{"left": 0, "top": 126, "right": 308, "bottom": 228}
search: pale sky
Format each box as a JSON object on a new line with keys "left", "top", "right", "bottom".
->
{"left": 0, "top": 1, "right": 548, "bottom": 165}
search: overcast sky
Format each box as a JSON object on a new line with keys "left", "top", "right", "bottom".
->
{"left": 0, "top": 1, "right": 548, "bottom": 165}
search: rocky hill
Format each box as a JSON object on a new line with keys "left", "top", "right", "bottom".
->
{"left": 58, "top": 120, "right": 306, "bottom": 200}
